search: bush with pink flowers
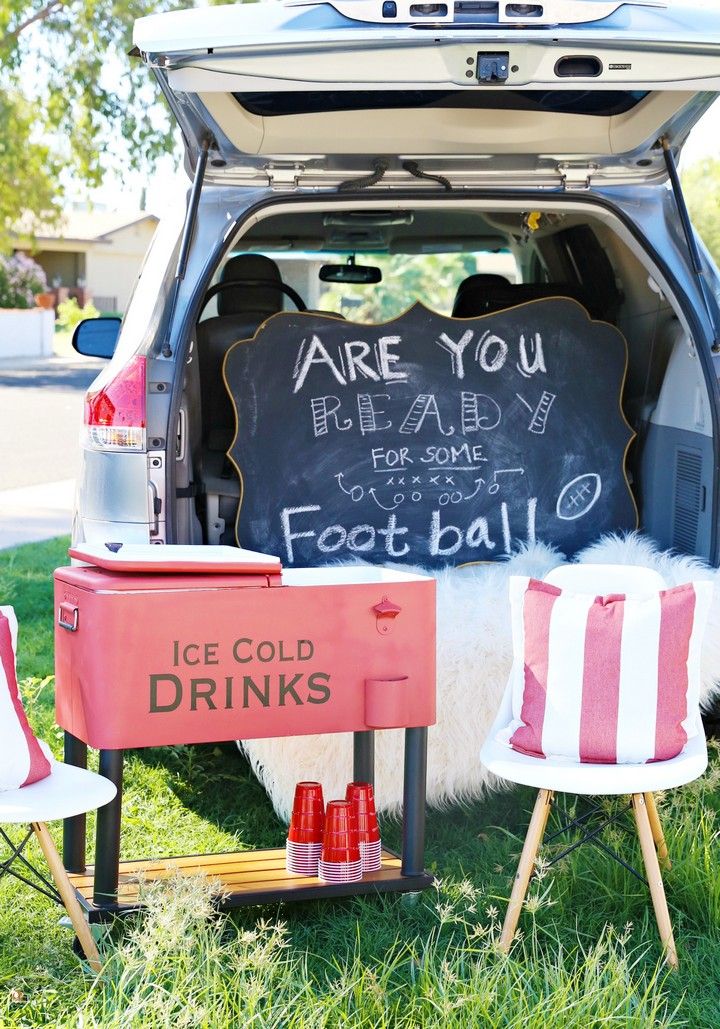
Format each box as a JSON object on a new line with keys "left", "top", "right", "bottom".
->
{"left": 0, "top": 253, "right": 47, "bottom": 309}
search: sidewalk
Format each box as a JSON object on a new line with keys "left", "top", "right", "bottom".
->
{"left": 0, "top": 480, "right": 75, "bottom": 550}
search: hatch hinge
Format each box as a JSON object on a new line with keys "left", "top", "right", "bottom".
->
{"left": 558, "top": 163, "right": 598, "bottom": 191}
{"left": 265, "top": 163, "right": 305, "bottom": 189}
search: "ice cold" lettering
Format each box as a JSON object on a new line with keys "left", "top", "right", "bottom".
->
{"left": 149, "top": 636, "right": 331, "bottom": 714}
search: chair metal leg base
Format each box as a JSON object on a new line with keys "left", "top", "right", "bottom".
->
{"left": 0, "top": 823, "right": 101, "bottom": 971}
{"left": 544, "top": 798, "right": 647, "bottom": 884}
{"left": 0, "top": 825, "right": 61, "bottom": 904}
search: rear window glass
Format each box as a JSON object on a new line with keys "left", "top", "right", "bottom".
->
{"left": 234, "top": 90, "right": 648, "bottom": 118}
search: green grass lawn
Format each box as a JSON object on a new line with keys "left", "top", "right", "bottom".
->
{"left": 1, "top": 538, "right": 719, "bottom": 1027}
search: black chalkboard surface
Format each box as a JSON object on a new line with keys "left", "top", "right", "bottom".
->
{"left": 224, "top": 299, "right": 637, "bottom": 568}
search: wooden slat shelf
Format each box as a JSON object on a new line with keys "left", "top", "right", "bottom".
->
{"left": 68, "top": 847, "right": 433, "bottom": 920}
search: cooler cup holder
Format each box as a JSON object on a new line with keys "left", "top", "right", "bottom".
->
{"left": 364, "top": 675, "right": 410, "bottom": 728}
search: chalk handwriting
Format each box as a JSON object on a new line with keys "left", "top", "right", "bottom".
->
{"left": 461, "top": 392, "right": 502, "bottom": 433}
{"left": 357, "top": 394, "right": 392, "bottom": 435}
{"left": 227, "top": 301, "right": 636, "bottom": 568}
{"left": 437, "top": 330, "right": 474, "bottom": 379}
{"left": 312, "top": 396, "right": 353, "bottom": 437}
{"left": 528, "top": 391, "right": 557, "bottom": 435}
{"left": 399, "top": 394, "right": 454, "bottom": 436}
{"left": 517, "top": 333, "right": 546, "bottom": 378}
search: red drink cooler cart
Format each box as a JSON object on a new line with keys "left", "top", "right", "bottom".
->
{"left": 54, "top": 550, "right": 436, "bottom": 917}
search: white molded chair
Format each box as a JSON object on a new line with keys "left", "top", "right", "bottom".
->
{"left": 0, "top": 761, "right": 116, "bottom": 971}
{"left": 480, "top": 564, "right": 708, "bottom": 969}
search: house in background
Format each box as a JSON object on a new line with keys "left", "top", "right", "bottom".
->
{"left": 15, "top": 208, "right": 158, "bottom": 314}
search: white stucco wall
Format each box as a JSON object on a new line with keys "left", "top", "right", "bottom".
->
{"left": 0, "top": 308, "right": 54, "bottom": 358}
{"left": 84, "top": 220, "right": 157, "bottom": 313}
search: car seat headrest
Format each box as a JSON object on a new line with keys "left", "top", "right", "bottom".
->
{"left": 218, "top": 254, "right": 284, "bottom": 317}
{"left": 452, "top": 273, "right": 513, "bottom": 317}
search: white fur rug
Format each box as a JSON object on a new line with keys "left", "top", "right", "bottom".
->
{"left": 239, "top": 533, "right": 720, "bottom": 821}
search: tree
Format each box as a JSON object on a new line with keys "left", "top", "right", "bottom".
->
{"left": 0, "top": 1, "right": 193, "bottom": 246}
{"left": 682, "top": 157, "right": 720, "bottom": 268}
{"left": 0, "top": 89, "right": 60, "bottom": 245}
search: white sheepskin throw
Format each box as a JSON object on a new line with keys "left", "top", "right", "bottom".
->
{"left": 239, "top": 533, "right": 720, "bottom": 821}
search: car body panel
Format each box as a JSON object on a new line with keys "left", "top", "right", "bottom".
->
{"left": 135, "top": 1, "right": 720, "bottom": 184}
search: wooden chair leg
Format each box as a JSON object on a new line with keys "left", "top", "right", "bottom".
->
{"left": 631, "top": 795, "right": 678, "bottom": 970}
{"left": 499, "top": 788, "right": 553, "bottom": 953}
{"left": 31, "top": 822, "right": 102, "bottom": 973}
{"left": 643, "top": 792, "right": 671, "bottom": 870}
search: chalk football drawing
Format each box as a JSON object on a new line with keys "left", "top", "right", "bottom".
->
{"left": 556, "top": 473, "right": 602, "bottom": 521}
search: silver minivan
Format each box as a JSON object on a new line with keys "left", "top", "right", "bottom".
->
{"left": 73, "top": 0, "right": 720, "bottom": 570}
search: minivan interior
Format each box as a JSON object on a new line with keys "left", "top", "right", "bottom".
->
{"left": 177, "top": 200, "right": 713, "bottom": 564}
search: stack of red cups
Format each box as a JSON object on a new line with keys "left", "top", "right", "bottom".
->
{"left": 318, "top": 800, "right": 362, "bottom": 882}
{"left": 346, "top": 781, "right": 382, "bottom": 873}
{"left": 286, "top": 781, "right": 325, "bottom": 875}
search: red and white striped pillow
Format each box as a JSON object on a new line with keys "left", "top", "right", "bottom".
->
{"left": 0, "top": 607, "right": 52, "bottom": 790}
{"left": 498, "top": 577, "right": 713, "bottom": 764}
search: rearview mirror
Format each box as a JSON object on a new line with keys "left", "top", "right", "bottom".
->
{"left": 72, "top": 317, "right": 122, "bottom": 359}
{"left": 319, "top": 262, "right": 382, "bottom": 284}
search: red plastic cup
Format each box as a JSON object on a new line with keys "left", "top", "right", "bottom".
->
{"left": 319, "top": 800, "right": 361, "bottom": 881}
{"left": 292, "top": 782, "right": 325, "bottom": 815}
{"left": 346, "top": 782, "right": 381, "bottom": 872}
{"left": 346, "top": 782, "right": 381, "bottom": 843}
{"left": 287, "top": 782, "right": 325, "bottom": 845}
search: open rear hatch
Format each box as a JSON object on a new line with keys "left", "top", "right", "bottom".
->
{"left": 134, "top": 0, "right": 720, "bottom": 189}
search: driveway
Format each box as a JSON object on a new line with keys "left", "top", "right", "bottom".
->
{"left": 0, "top": 355, "right": 102, "bottom": 548}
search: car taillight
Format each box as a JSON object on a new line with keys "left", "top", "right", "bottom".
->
{"left": 83, "top": 355, "right": 147, "bottom": 452}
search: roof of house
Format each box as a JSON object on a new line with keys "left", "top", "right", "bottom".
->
{"left": 16, "top": 209, "right": 159, "bottom": 245}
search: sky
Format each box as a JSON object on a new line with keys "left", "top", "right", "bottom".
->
{"left": 680, "top": 100, "right": 720, "bottom": 167}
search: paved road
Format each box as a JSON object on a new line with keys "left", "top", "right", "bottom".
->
{"left": 0, "top": 356, "right": 103, "bottom": 548}
{"left": 0, "top": 357, "right": 102, "bottom": 489}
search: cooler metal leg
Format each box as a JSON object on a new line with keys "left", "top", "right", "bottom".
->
{"left": 93, "top": 749, "right": 124, "bottom": 907}
{"left": 353, "top": 731, "right": 375, "bottom": 786}
{"left": 63, "top": 732, "right": 87, "bottom": 874}
{"left": 401, "top": 727, "right": 427, "bottom": 878}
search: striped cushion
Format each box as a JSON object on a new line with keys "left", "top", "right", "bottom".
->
{"left": 498, "top": 577, "right": 713, "bottom": 764}
{"left": 0, "top": 607, "right": 52, "bottom": 790}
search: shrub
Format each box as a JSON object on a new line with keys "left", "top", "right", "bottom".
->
{"left": 56, "top": 296, "right": 100, "bottom": 330}
{"left": 0, "top": 253, "right": 47, "bottom": 308}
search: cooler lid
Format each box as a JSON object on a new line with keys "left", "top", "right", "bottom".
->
{"left": 68, "top": 543, "right": 282, "bottom": 575}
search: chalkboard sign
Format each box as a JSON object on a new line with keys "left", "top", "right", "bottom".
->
{"left": 224, "top": 299, "right": 637, "bottom": 569}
